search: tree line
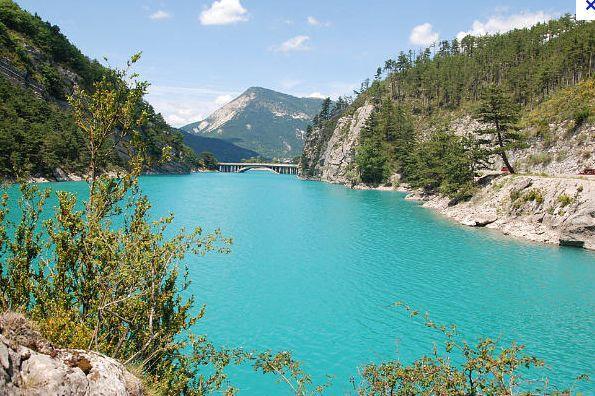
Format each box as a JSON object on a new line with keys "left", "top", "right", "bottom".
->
{"left": 378, "top": 15, "right": 593, "bottom": 113}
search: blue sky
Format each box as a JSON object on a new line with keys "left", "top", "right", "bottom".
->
{"left": 16, "top": 0, "right": 572, "bottom": 126}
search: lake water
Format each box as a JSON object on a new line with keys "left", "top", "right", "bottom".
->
{"left": 7, "top": 172, "right": 595, "bottom": 394}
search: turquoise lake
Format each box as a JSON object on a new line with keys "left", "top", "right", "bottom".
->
{"left": 6, "top": 172, "right": 595, "bottom": 394}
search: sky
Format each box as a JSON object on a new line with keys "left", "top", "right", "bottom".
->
{"left": 16, "top": 0, "right": 574, "bottom": 127}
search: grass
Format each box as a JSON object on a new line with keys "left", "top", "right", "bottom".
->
{"left": 524, "top": 188, "right": 544, "bottom": 205}
{"left": 511, "top": 187, "right": 544, "bottom": 209}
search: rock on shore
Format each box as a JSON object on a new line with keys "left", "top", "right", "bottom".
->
{"left": 0, "top": 312, "right": 142, "bottom": 396}
{"left": 406, "top": 175, "right": 595, "bottom": 250}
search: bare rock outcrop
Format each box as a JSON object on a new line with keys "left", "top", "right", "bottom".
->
{"left": 300, "top": 103, "right": 374, "bottom": 184}
{"left": 319, "top": 104, "right": 374, "bottom": 184}
{"left": 412, "top": 175, "right": 595, "bottom": 250}
{"left": 0, "top": 312, "right": 143, "bottom": 396}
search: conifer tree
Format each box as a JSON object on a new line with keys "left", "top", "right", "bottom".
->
{"left": 474, "top": 86, "right": 523, "bottom": 173}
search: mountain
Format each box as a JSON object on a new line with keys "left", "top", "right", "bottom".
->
{"left": 179, "top": 130, "right": 259, "bottom": 162}
{"left": 0, "top": 0, "right": 198, "bottom": 180}
{"left": 181, "top": 87, "right": 324, "bottom": 159}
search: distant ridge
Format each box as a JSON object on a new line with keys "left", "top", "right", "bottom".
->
{"left": 182, "top": 87, "right": 324, "bottom": 159}
{"left": 179, "top": 130, "right": 259, "bottom": 162}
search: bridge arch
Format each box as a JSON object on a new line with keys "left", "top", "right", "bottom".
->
{"left": 237, "top": 166, "right": 278, "bottom": 174}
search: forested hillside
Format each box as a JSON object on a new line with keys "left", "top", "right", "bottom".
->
{"left": 180, "top": 129, "right": 259, "bottom": 162}
{"left": 301, "top": 15, "right": 594, "bottom": 198}
{"left": 0, "top": 0, "right": 198, "bottom": 180}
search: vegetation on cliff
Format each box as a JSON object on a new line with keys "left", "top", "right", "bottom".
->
{"left": 301, "top": 16, "right": 594, "bottom": 199}
{"left": 0, "top": 0, "right": 198, "bottom": 180}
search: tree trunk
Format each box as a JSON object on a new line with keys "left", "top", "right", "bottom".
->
{"left": 500, "top": 152, "right": 515, "bottom": 174}
{"left": 496, "top": 131, "right": 515, "bottom": 174}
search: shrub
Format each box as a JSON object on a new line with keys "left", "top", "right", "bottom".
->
{"left": 526, "top": 152, "right": 553, "bottom": 166}
{"left": 557, "top": 194, "right": 575, "bottom": 207}
{"left": 524, "top": 188, "right": 544, "bottom": 205}
{"left": 0, "top": 56, "right": 313, "bottom": 395}
{"left": 573, "top": 107, "right": 590, "bottom": 128}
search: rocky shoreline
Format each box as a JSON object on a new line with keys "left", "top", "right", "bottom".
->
{"left": 351, "top": 174, "right": 595, "bottom": 251}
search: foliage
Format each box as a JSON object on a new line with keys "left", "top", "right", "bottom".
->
{"left": 573, "top": 106, "right": 591, "bottom": 128}
{"left": 180, "top": 130, "right": 259, "bottom": 163}
{"left": 557, "top": 194, "right": 575, "bottom": 207}
{"left": 356, "top": 110, "right": 390, "bottom": 185}
{"left": 0, "top": 0, "right": 197, "bottom": 180}
{"left": 0, "top": 0, "right": 104, "bottom": 93}
{"left": 356, "top": 99, "right": 417, "bottom": 185}
{"left": 319, "top": 15, "right": 594, "bottom": 196}
{"left": 374, "top": 15, "right": 594, "bottom": 113}
{"left": 357, "top": 303, "right": 581, "bottom": 396}
{"left": 0, "top": 57, "right": 323, "bottom": 395}
{"left": 522, "top": 78, "right": 595, "bottom": 128}
{"left": 523, "top": 188, "right": 545, "bottom": 205}
{"left": 405, "top": 132, "right": 479, "bottom": 200}
{"left": 198, "top": 151, "right": 219, "bottom": 170}
{"left": 474, "top": 86, "right": 524, "bottom": 174}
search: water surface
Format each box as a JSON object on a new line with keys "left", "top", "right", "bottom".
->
{"left": 8, "top": 172, "right": 595, "bottom": 394}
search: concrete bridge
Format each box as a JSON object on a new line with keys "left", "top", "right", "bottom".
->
{"left": 218, "top": 162, "right": 298, "bottom": 175}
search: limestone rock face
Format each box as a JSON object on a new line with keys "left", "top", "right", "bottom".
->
{"left": 416, "top": 175, "right": 595, "bottom": 250}
{"left": 0, "top": 312, "right": 143, "bottom": 396}
{"left": 300, "top": 103, "right": 374, "bottom": 184}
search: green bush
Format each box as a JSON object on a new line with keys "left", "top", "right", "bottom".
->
{"left": 524, "top": 188, "right": 544, "bottom": 205}
{"left": 557, "top": 194, "right": 575, "bottom": 207}
{"left": 573, "top": 106, "right": 590, "bottom": 127}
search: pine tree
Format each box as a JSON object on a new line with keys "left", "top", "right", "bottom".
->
{"left": 474, "top": 86, "right": 523, "bottom": 173}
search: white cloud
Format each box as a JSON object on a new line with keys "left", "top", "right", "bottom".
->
{"left": 307, "top": 16, "right": 330, "bottom": 27}
{"left": 146, "top": 85, "right": 239, "bottom": 127}
{"left": 409, "top": 23, "right": 439, "bottom": 46}
{"left": 149, "top": 10, "right": 172, "bottom": 20}
{"left": 294, "top": 82, "right": 358, "bottom": 101}
{"left": 199, "top": 0, "right": 248, "bottom": 26}
{"left": 307, "top": 92, "right": 326, "bottom": 99}
{"left": 215, "top": 94, "right": 233, "bottom": 105}
{"left": 456, "top": 11, "right": 553, "bottom": 41}
{"left": 272, "top": 35, "right": 311, "bottom": 52}
{"left": 280, "top": 79, "right": 302, "bottom": 90}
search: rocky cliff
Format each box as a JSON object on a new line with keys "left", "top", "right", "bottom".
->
{"left": 301, "top": 103, "right": 373, "bottom": 185}
{"left": 300, "top": 101, "right": 595, "bottom": 250}
{"left": 408, "top": 175, "right": 595, "bottom": 249}
{"left": 0, "top": 312, "right": 142, "bottom": 395}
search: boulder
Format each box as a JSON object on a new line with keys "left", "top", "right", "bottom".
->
{"left": 0, "top": 312, "right": 143, "bottom": 396}
{"left": 559, "top": 234, "right": 585, "bottom": 248}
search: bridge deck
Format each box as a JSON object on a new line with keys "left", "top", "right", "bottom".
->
{"left": 218, "top": 162, "right": 298, "bottom": 167}
{"left": 218, "top": 162, "right": 298, "bottom": 174}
